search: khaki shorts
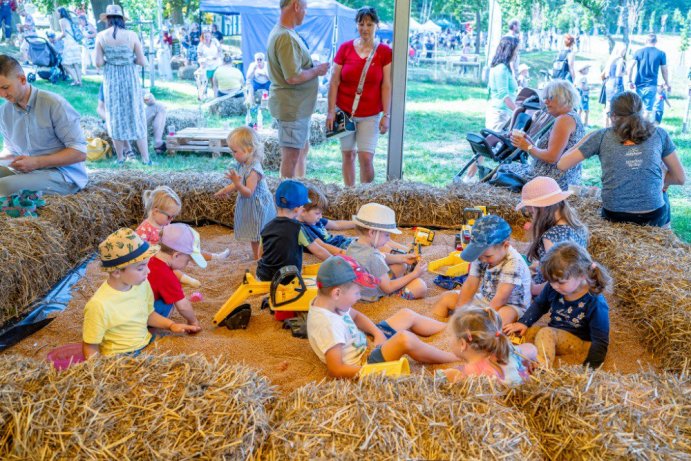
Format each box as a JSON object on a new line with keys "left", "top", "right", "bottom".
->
{"left": 277, "top": 117, "right": 310, "bottom": 149}
{"left": 339, "top": 113, "right": 381, "bottom": 153}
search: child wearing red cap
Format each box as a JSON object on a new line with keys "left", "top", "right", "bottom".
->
{"left": 306, "top": 255, "right": 456, "bottom": 379}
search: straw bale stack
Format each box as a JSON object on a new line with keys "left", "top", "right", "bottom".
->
{"left": 80, "top": 116, "right": 111, "bottom": 146}
{"left": 505, "top": 366, "right": 691, "bottom": 459}
{"left": 262, "top": 134, "right": 281, "bottom": 171}
{"left": 166, "top": 108, "right": 201, "bottom": 132}
{"left": 0, "top": 354, "right": 275, "bottom": 459}
{"left": 177, "top": 65, "right": 197, "bottom": 80}
{"left": 309, "top": 113, "right": 327, "bottom": 145}
{"left": 256, "top": 375, "right": 542, "bottom": 460}
{"left": 0, "top": 219, "right": 70, "bottom": 326}
{"left": 207, "top": 95, "right": 247, "bottom": 117}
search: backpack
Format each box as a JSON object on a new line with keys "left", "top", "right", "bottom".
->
{"left": 551, "top": 50, "right": 569, "bottom": 79}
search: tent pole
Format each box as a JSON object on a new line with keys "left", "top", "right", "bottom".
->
{"left": 387, "top": 0, "right": 410, "bottom": 181}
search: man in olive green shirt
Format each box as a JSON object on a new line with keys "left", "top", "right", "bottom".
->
{"left": 267, "top": 0, "right": 329, "bottom": 178}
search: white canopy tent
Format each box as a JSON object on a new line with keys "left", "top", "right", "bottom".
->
{"left": 420, "top": 20, "right": 441, "bottom": 33}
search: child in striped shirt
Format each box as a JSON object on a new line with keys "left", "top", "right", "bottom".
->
{"left": 215, "top": 127, "right": 276, "bottom": 259}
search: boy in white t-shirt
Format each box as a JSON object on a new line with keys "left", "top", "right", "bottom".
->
{"left": 307, "top": 255, "right": 456, "bottom": 379}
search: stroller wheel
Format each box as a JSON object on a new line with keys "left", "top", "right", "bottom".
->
{"left": 27, "top": 73, "right": 36, "bottom": 83}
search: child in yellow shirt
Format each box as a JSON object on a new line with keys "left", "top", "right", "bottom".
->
{"left": 82, "top": 228, "right": 200, "bottom": 359}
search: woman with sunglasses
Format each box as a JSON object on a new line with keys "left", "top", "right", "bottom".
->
{"left": 326, "top": 6, "right": 392, "bottom": 186}
{"left": 558, "top": 91, "right": 685, "bottom": 227}
{"left": 506, "top": 79, "right": 585, "bottom": 190}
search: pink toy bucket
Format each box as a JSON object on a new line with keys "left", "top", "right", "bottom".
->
{"left": 47, "top": 343, "right": 85, "bottom": 370}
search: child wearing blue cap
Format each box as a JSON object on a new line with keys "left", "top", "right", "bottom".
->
{"left": 255, "top": 180, "right": 331, "bottom": 281}
{"left": 432, "top": 215, "right": 531, "bottom": 326}
{"left": 307, "top": 255, "right": 457, "bottom": 378}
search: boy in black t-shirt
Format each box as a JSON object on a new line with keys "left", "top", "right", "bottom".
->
{"left": 256, "top": 180, "right": 330, "bottom": 281}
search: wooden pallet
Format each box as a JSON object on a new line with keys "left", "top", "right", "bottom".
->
{"left": 166, "top": 127, "right": 232, "bottom": 158}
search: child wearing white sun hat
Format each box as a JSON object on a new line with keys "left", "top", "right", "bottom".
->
{"left": 345, "top": 203, "right": 428, "bottom": 302}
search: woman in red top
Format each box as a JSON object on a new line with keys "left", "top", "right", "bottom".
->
{"left": 326, "top": 7, "right": 392, "bottom": 186}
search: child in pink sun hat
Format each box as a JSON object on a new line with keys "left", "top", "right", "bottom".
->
{"left": 516, "top": 176, "right": 588, "bottom": 296}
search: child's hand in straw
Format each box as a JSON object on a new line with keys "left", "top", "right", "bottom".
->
{"left": 170, "top": 322, "right": 202, "bottom": 334}
{"left": 503, "top": 322, "right": 527, "bottom": 336}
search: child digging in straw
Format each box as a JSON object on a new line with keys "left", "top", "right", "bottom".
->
{"left": 82, "top": 229, "right": 200, "bottom": 359}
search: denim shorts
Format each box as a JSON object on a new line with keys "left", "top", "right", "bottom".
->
{"left": 602, "top": 192, "right": 670, "bottom": 227}
{"left": 636, "top": 85, "right": 657, "bottom": 111}
{"left": 367, "top": 345, "right": 387, "bottom": 364}
{"left": 277, "top": 117, "right": 310, "bottom": 149}
{"left": 339, "top": 113, "right": 382, "bottom": 153}
{"left": 376, "top": 320, "right": 397, "bottom": 339}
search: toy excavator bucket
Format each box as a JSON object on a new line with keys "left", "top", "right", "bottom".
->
{"left": 212, "top": 270, "right": 271, "bottom": 326}
{"left": 359, "top": 357, "right": 411, "bottom": 378}
{"left": 429, "top": 251, "right": 470, "bottom": 277}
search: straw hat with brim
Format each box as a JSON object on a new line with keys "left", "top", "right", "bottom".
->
{"left": 99, "top": 4, "right": 128, "bottom": 22}
{"left": 352, "top": 203, "right": 402, "bottom": 234}
{"left": 99, "top": 228, "right": 159, "bottom": 272}
{"left": 515, "top": 176, "right": 573, "bottom": 210}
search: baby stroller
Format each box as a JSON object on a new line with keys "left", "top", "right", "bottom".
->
{"left": 454, "top": 87, "right": 555, "bottom": 184}
{"left": 24, "top": 36, "right": 66, "bottom": 84}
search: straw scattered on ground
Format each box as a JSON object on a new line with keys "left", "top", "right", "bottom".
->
{"left": 0, "top": 354, "right": 275, "bottom": 460}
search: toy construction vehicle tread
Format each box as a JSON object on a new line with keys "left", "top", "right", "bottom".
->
{"left": 221, "top": 304, "right": 252, "bottom": 330}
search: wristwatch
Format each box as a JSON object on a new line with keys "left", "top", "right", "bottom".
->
{"left": 383, "top": 113, "right": 390, "bottom": 118}
{"left": 527, "top": 144, "right": 534, "bottom": 154}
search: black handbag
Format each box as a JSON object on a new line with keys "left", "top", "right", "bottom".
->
{"left": 488, "top": 171, "right": 527, "bottom": 193}
{"left": 326, "top": 108, "right": 355, "bottom": 139}
{"left": 598, "top": 82, "right": 607, "bottom": 105}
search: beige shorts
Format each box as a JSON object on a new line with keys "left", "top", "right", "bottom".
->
{"left": 277, "top": 117, "right": 310, "bottom": 149}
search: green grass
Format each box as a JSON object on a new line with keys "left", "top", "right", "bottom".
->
{"left": 1, "top": 40, "right": 689, "bottom": 241}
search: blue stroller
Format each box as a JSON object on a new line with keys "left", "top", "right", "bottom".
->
{"left": 24, "top": 36, "right": 67, "bottom": 84}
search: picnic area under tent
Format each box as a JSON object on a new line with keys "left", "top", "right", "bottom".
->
{"left": 200, "top": 0, "right": 358, "bottom": 71}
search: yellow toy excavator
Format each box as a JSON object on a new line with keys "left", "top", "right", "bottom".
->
{"left": 212, "top": 264, "right": 319, "bottom": 330}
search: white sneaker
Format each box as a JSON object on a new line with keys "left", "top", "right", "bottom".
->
{"left": 461, "top": 174, "right": 479, "bottom": 185}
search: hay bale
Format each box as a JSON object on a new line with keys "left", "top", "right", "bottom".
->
{"left": 506, "top": 366, "right": 691, "bottom": 459}
{"left": 80, "top": 116, "right": 112, "bottom": 147}
{"left": 309, "top": 113, "right": 326, "bottom": 145}
{"left": 170, "top": 56, "right": 184, "bottom": 71}
{"left": 165, "top": 109, "right": 200, "bottom": 132}
{"left": 257, "top": 375, "right": 541, "bottom": 460}
{"left": 0, "top": 219, "right": 71, "bottom": 326}
{"left": 0, "top": 354, "right": 275, "bottom": 459}
{"left": 207, "top": 95, "right": 247, "bottom": 117}
{"left": 177, "top": 64, "right": 197, "bottom": 81}
{"left": 262, "top": 134, "right": 281, "bottom": 171}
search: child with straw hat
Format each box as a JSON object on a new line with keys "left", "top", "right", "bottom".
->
{"left": 346, "top": 203, "right": 427, "bottom": 301}
{"left": 82, "top": 228, "right": 200, "bottom": 359}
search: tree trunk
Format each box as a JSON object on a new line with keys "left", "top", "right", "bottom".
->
{"left": 90, "top": 0, "right": 110, "bottom": 31}
{"left": 621, "top": 0, "right": 629, "bottom": 48}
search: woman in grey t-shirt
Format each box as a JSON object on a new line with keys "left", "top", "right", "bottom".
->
{"left": 558, "top": 91, "right": 686, "bottom": 227}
